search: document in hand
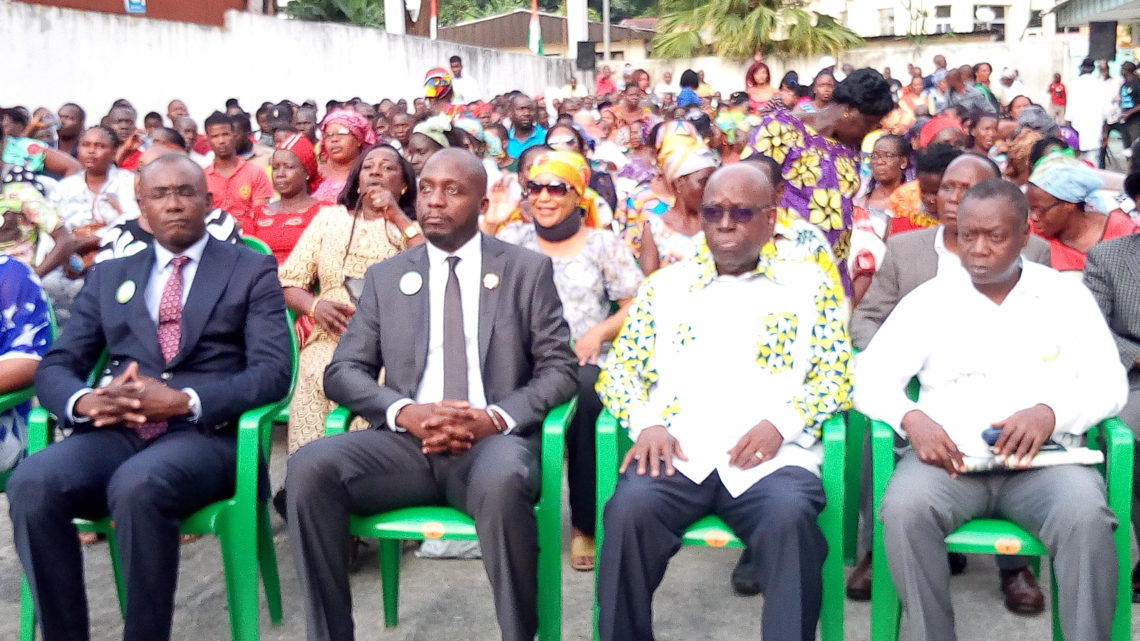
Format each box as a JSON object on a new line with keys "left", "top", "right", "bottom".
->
{"left": 961, "top": 442, "right": 1104, "bottom": 473}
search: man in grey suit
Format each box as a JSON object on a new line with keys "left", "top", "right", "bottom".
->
{"left": 846, "top": 153, "right": 1051, "bottom": 612}
{"left": 285, "top": 149, "right": 578, "bottom": 641}
{"left": 1084, "top": 233, "right": 1140, "bottom": 601}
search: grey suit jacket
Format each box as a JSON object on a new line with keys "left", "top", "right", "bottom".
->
{"left": 1085, "top": 234, "right": 1140, "bottom": 429}
{"left": 850, "top": 227, "right": 1051, "bottom": 349}
{"left": 324, "top": 233, "right": 578, "bottom": 437}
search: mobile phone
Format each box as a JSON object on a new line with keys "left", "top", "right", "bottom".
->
{"left": 981, "top": 427, "right": 1003, "bottom": 446}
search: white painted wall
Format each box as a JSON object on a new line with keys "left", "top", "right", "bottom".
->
{"left": 635, "top": 34, "right": 1083, "bottom": 106}
{"left": 807, "top": 0, "right": 1062, "bottom": 40}
{"left": 1, "top": 1, "right": 575, "bottom": 124}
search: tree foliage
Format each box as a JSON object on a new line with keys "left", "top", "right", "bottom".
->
{"left": 651, "top": 0, "right": 863, "bottom": 58}
{"left": 281, "top": 0, "right": 385, "bottom": 28}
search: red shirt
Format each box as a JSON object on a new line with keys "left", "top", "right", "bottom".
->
{"left": 1037, "top": 210, "right": 1139, "bottom": 272}
{"left": 248, "top": 201, "right": 328, "bottom": 263}
{"left": 119, "top": 150, "right": 142, "bottom": 172}
{"left": 192, "top": 134, "right": 211, "bottom": 156}
{"left": 1049, "top": 82, "right": 1067, "bottom": 106}
{"left": 204, "top": 157, "right": 272, "bottom": 227}
{"left": 595, "top": 76, "right": 616, "bottom": 96}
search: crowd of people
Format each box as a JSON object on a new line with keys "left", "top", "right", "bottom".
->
{"left": 1, "top": 49, "right": 1139, "bottom": 641}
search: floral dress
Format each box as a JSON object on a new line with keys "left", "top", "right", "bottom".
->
{"left": 744, "top": 110, "right": 860, "bottom": 293}
{"left": 0, "top": 255, "right": 52, "bottom": 471}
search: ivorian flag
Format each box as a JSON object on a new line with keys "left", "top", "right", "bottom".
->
{"left": 528, "top": 0, "right": 543, "bottom": 55}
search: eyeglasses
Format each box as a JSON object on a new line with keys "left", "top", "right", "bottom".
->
{"left": 869, "top": 151, "right": 904, "bottom": 162}
{"left": 699, "top": 205, "right": 772, "bottom": 224}
{"left": 547, "top": 135, "right": 579, "bottom": 149}
{"left": 525, "top": 180, "right": 571, "bottom": 197}
{"left": 1030, "top": 198, "right": 1066, "bottom": 218}
{"left": 143, "top": 185, "right": 198, "bottom": 200}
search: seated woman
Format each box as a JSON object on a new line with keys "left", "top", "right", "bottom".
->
{"left": 850, "top": 134, "right": 911, "bottom": 306}
{"left": 0, "top": 254, "right": 52, "bottom": 473}
{"left": 248, "top": 135, "right": 330, "bottom": 263}
{"left": 496, "top": 150, "right": 642, "bottom": 572}
{"left": 1028, "top": 152, "right": 1140, "bottom": 274}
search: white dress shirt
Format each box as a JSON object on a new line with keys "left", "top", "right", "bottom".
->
{"left": 67, "top": 233, "right": 209, "bottom": 423}
{"left": 451, "top": 74, "right": 483, "bottom": 104}
{"left": 855, "top": 262, "right": 1127, "bottom": 457}
{"left": 50, "top": 166, "right": 140, "bottom": 230}
{"left": 385, "top": 234, "right": 516, "bottom": 432}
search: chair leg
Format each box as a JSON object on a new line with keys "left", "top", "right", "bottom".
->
{"left": 105, "top": 531, "right": 128, "bottom": 618}
{"left": 871, "top": 521, "right": 901, "bottom": 641}
{"left": 537, "top": 507, "right": 562, "bottom": 641}
{"left": 379, "top": 539, "right": 401, "bottom": 628}
{"left": 1049, "top": 559, "right": 1063, "bottom": 641}
{"left": 843, "top": 410, "right": 867, "bottom": 566}
{"left": 219, "top": 514, "right": 260, "bottom": 641}
{"left": 256, "top": 503, "right": 283, "bottom": 624}
{"left": 19, "top": 574, "right": 36, "bottom": 641}
{"left": 819, "top": 527, "right": 844, "bottom": 641}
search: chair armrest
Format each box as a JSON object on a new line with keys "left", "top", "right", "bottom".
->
{"left": 325, "top": 406, "right": 352, "bottom": 436}
{"left": 819, "top": 413, "right": 846, "bottom": 504}
{"left": 540, "top": 399, "right": 577, "bottom": 510}
{"left": 0, "top": 387, "right": 34, "bottom": 414}
{"left": 27, "top": 407, "right": 51, "bottom": 455}
{"left": 595, "top": 410, "right": 620, "bottom": 512}
{"left": 1101, "top": 417, "right": 1134, "bottom": 526}
{"left": 234, "top": 402, "right": 281, "bottom": 508}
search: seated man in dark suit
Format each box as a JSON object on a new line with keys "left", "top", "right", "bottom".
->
{"left": 845, "top": 153, "right": 1050, "bottom": 610}
{"left": 595, "top": 164, "right": 851, "bottom": 641}
{"left": 6, "top": 154, "right": 292, "bottom": 641}
{"left": 286, "top": 148, "right": 577, "bottom": 641}
{"left": 1084, "top": 234, "right": 1140, "bottom": 601}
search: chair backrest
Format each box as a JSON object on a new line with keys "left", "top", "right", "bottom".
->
{"left": 240, "top": 235, "right": 272, "bottom": 256}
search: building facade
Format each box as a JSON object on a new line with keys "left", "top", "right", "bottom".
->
{"left": 808, "top": 0, "right": 1072, "bottom": 41}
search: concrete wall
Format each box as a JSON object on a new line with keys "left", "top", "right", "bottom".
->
{"left": 1, "top": 1, "right": 575, "bottom": 124}
{"left": 632, "top": 34, "right": 1085, "bottom": 106}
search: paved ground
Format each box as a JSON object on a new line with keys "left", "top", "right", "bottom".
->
{"left": 2, "top": 423, "right": 1138, "bottom": 641}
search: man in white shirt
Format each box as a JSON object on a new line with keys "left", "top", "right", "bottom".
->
{"left": 856, "top": 178, "right": 1127, "bottom": 641}
{"left": 653, "top": 71, "right": 680, "bottom": 102}
{"left": 595, "top": 163, "right": 852, "bottom": 641}
{"left": 286, "top": 149, "right": 577, "bottom": 641}
{"left": 449, "top": 55, "right": 483, "bottom": 104}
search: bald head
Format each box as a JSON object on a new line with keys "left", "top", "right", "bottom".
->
{"left": 417, "top": 148, "right": 490, "bottom": 252}
{"left": 137, "top": 154, "right": 211, "bottom": 253}
{"left": 938, "top": 153, "right": 1001, "bottom": 231}
{"left": 701, "top": 163, "right": 778, "bottom": 276}
{"left": 426, "top": 148, "right": 488, "bottom": 194}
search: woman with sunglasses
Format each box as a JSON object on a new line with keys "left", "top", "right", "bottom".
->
{"left": 547, "top": 123, "right": 618, "bottom": 223}
{"left": 496, "top": 150, "right": 642, "bottom": 572}
{"left": 278, "top": 144, "right": 424, "bottom": 458}
{"left": 312, "top": 110, "right": 376, "bottom": 202}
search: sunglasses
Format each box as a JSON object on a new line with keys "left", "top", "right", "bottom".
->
{"left": 699, "top": 205, "right": 771, "bottom": 224}
{"left": 526, "top": 180, "right": 571, "bottom": 197}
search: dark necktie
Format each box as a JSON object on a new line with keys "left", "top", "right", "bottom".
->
{"left": 138, "top": 255, "right": 188, "bottom": 440}
{"left": 443, "top": 255, "right": 468, "bottom": 401}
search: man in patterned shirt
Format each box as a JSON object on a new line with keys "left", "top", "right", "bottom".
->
{"left": 595, "top": 163, "right": 852, "bottom": 641}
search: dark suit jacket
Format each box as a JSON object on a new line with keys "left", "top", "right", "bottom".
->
{"left": 324, "top": 234, "right": 578, "bottom": 437}
{"left": 850, "top": 227, "right": 1051, "bottom": 349}
{"left": 35, "top": 236, "right": 293, "bottom": 432}
{"left": 1085, "top": 234, "right": 1140, "bottom": 429}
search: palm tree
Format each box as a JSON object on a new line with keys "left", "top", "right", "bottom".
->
{"left": 652, "top": 0, "right": 862, "bottom": 58}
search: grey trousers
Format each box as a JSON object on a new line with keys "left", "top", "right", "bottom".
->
{"left": 597, "top": 466, "right": 826, "bottom": 641}
{"left": 881, "top": 450, "right": 1118, "bottom": 641}
{"left": 286, "top": 429, "right": 541, "bottom": 641}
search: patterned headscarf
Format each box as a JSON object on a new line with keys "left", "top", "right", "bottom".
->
{"left": 424, "top": 67, "right": 453, "bottom": 99}
{"left": 318, "top": 109, "right": 377, "bottom": 161}
{"left": 1029, "top": 152, "right": 1104, "bottom": 206}
{"left": 452, "top": 117, "right": 504, "bottom": 158}
{"left": 275, "top": 134, "right": 322, "bottom": 194}
{"left": 528, "top": 150, "right": 599, "bottom": 227}
{"left": 655, "top": 120, "right": 717, "bottom": 183}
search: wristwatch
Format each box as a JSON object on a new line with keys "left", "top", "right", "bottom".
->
{"left": 403, "top": 222, "right": 422, "bottom": 240}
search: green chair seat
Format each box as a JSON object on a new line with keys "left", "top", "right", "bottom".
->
{"left": 593, "top": 409, "right": 848, "bottom": 641}
{"left": 324, "top": 398, "right": 576, "bottom": 641}
{"left": 943, "top": 519, "right": 1048, "bottom": 557}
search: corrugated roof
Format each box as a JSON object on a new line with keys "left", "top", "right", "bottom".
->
{"left": 438, "top": 8, "right": 656, "bottom": 49}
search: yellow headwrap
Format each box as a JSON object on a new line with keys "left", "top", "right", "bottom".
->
{"left": 656, "top": 120, "right": 717, "bottom": 183}
{"left": 527, "top": 150, "right": 599, "bottom": 227}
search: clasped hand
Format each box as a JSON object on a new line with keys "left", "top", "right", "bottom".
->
{"left": 397, "top": 401, "right": 502, "bottom": 455}
{"left": 74, "top": 361, "right": 191, "bottom": 429}
{"left": 903, "top": 404, "right": 1056, "bottom": 477}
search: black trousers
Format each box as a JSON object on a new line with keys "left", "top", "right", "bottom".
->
{"left": 567, "top": 364, "right": 602, "bottom": 536}
{"left": 597, "top": 466, "right": 827, "bottom": 641}
{"left": 7, "top": 427, "right": 236, "bottom": 641}
{"left": 286, "top": 428, "right": 541, "bottom": 641}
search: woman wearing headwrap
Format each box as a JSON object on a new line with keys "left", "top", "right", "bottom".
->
{"left": 406, "top": 115, "right": 458, "bottom": 176}
{"left": 636, "top": 120, "right": 718, "bottom": 273}
{"left": 248, "top": 134, "right": 330, "bottom": 263}
{"left": 312, "top": 109, "right": 377, "bottom": 202}
{"left": 1027, "top": 152, "right": 1140, "bottom": 272}
{"left": 496, "top": 149, "right": 642, "bottom": 572}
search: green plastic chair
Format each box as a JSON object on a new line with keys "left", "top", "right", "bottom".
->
{"left": 0, "top": 387, "right": 38, "bottom": 641}
{"left": 239, "top": 235, "right": 292, "bottom": 426}
{"left": 324, "top": 398, "right": 577, "bottom": 641}
{"left": 20, "top": 302, "right": 298, "bottom": 641}
{"left": 870, "top": 416, "right": 1134, "bottom": 641}
{"left": 592, "top": 409, "right": 848, "bottom": 641}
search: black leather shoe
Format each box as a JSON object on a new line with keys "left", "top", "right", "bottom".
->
{"left": 272, "top": 487, "right": 287, "bottom": 522}
{"left": 948, "top": 552, "right": 968, "bottom": 575}
{"left": 845, "top": 554, "right": 872, "bottom": 601}
{"left": 1132, "top": 561, "right": 1140, "bottom": 603}
{"left": 1000, "top": 567, "right": 1046, "bottom": 615}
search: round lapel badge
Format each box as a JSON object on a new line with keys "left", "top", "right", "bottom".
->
{"left": 483, "top": 273, "right": 500, "bottom": 290}
{"left": 399, "top": 271, "right": 423, "bottom": 296}
{"left": 116, "top": 280, "right": 136, "bottom": 304}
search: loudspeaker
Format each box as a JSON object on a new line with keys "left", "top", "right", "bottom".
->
{"left": 1089, "top": 22, "right": 1117, "bottom": 61}
{"left": 576, "top": 41, "right": 596, "bottom": 71}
